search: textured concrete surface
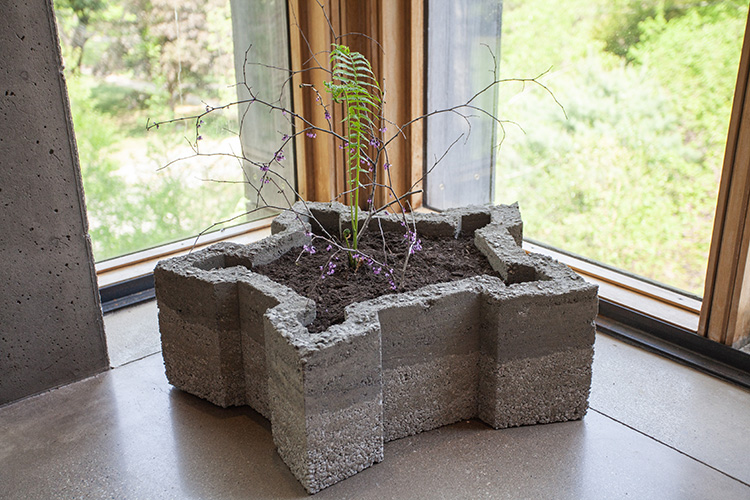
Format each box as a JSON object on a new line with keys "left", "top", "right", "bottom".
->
{"left": 0, "top": 0, "right": 108, "bottom": 405}
{"left": 590, "top": 335, "right": 750, "bottom": 485}
{"left": 2, "top": 329, "right": 749, "bottom": 500}
{"left": 155, "top": 202, "right": 598, "bottom": 493}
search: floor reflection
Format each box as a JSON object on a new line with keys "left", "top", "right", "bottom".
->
{"left": 167, "top": 388, "right": 304, "bottom": 499}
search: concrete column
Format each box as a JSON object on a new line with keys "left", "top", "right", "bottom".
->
{"left": 0, "top": 0, "right": 109, "bottom": 405}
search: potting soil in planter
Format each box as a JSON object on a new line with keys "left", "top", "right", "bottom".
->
{"left": 255, "top": 231, "right": 502, "bottom": 333}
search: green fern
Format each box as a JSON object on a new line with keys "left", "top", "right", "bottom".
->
{"left": 325, "top": 43, "right": 382, "bottom": 253}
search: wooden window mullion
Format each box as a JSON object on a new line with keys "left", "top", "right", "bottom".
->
{"left": 699, "top": 8, "right": 750, "bottom": 348}
{"left": 288, "top": 0, "right": 424, "bottom": 210}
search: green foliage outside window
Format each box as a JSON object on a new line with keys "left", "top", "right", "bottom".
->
{"left": 496, "top": 0, "right": 748, "bottom": 295}
{"left": 54, "top": 0, "right": 243, "bottom": 262}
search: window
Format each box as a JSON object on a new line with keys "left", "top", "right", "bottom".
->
{"left": 492, "top": 0, "right": 748, "bottom": 301}
{"left": 59, "top": 0, "right": 750, "bottom": 353}
{"left": 230, "top": 0, "right": 296, "bottom": 219}
{"left": 53, "top": 0, "right": 289, "bottom": 262}
{"left": 425, "top": 0, "right": 502, "bottom": 208}
{"left": 424, "top": 0, "right": 750, "bottom": 351}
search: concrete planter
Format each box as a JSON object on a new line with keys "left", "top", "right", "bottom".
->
{"left": 155, "top": 202, "right": 598, "bottom": 494}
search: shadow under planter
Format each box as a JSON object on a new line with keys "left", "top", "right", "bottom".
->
{"left": 155, "top": 202, "right": 598, "bottom": 494}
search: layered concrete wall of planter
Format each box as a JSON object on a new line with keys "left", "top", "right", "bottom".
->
{"left": 155, "top": 202, "right": 598, "bottom": 494}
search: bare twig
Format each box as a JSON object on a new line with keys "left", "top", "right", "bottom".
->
{"left": 148, "top": 12, "right": 564, "bottom": 291}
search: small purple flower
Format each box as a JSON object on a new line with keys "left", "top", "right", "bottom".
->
{"left": 384, "top": 268, "right": 397, "bottom": 290}
{"left": 320, "top": 260, "right": 336, "bottom": 278}
{"left": 275, "top": 151, "right": 285, "bottom": 162}
{"left": 303, "top": 244, "right": 316, "bottom": 254}
{"left": 197, "top": 135, "right": 203, "bottom": 141}
{"left": 281, "top": 109, "right": 287, "bottom": 116}
{"left": 369, "top": 138, "right": 381, "bottom": 147}
{"left": 373, "top": 267, "right": 381, "bottom": 275}
{"left": 383, "top": 162, "right": 391, "bottom": 171}
{"left": 409, "top": 239, "right": 422, "bottom": 255}
{"left": 282, "top": 133, "right": 289, "bottom": 141}
{"left": 306, "top": 131, "right": 316, "bottom": 139}
{"left": 262, "top": 178, "right": 270, "bottom": 184}
{"left": 326, "top": 244, "right": 332, "bottom": 252}
{"left": 379, "top": 127, "right": 387, "bottom": 133}
{"left": 260, "top": 163, "right": 270, "bottom": 172}
{"left": 324, "top": 110, "right": 331, "bottom": 120}
{"left": 404, "top": 229, "right": 422, "bottom": 253}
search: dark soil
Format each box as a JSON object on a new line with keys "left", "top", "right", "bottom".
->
{"left": 255, "top": 230, "right": 500, "bottom": 333}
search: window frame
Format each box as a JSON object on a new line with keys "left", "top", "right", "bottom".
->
{"left": 700, "top": 9, "right": 750, "bottom": 349}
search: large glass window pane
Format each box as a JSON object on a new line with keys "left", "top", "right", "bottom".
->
{"left": 53, "top": 0, "right": 288, "bottom": 262}
{"left": 230, "top": 0, "right": 295, "bottom": 220}
{"left": 425, "top": 0, "right": 502, "bottom": 209}
{"left": 494, "top": 0, "right": 748, "bottom": 296}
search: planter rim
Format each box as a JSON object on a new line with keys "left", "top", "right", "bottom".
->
{"left": 156, "top": 202, "right": 597, "bottom": 349}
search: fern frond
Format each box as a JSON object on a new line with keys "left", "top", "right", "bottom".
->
{"left": 324, "top": 43, "right": 384, "bottom": 253}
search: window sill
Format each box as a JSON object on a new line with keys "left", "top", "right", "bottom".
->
{"left": 523, "top": 242, "right": 749, "bottom": 388}
{"left": 420, "top": 205, "right": 701, "bottom": 332}
{"left": 96, "top": 218, "right": 273, "bottom": 288}
{"left": 522, "top": 241, "right": 701, "bottom": 333}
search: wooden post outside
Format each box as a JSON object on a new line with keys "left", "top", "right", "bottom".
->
{"left": 287, "top": 0, "right": 425, "bottom": 210}
{"left": 288, "top": 0, "right": 338, "bottom": 202}
{"left": 377, "top": 0, "right": 425, "bottom": 212}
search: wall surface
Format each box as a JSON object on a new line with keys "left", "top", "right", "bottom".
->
{"left": 0, "top": 0, "right": 109, "bottom": 405}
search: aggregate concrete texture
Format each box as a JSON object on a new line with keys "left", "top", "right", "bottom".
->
{"left": 156, "top": 202, "right": 598, "bottom": 493}
{"left": 0, "top": 0, "right": 109, "bottom": 405}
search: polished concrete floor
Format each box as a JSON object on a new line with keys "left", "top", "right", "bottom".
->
{"left": 2, "top": 300, "right": 750, "bottom": 499}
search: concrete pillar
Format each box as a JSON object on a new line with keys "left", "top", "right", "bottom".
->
{"left": 0, "top": 0, "right": 109, "bottom": 405}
